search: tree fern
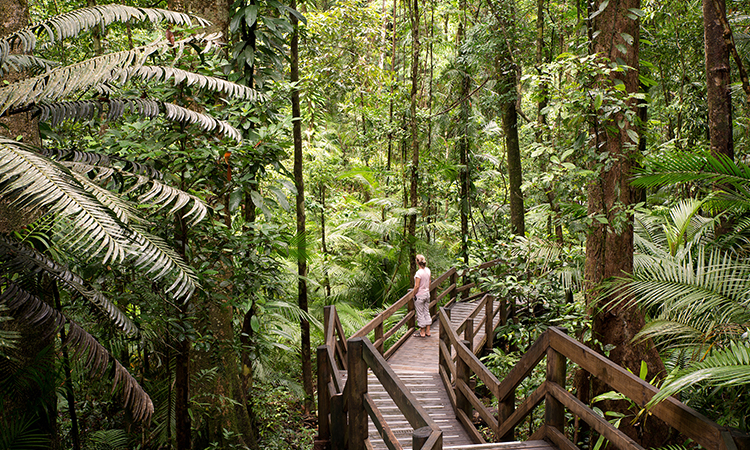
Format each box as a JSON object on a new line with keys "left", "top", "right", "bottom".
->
{"left": 0, "top": 34, "right": 263, "bottom": 117}
{"left": 0, "top": 140, "right": 128, "bottom": 265}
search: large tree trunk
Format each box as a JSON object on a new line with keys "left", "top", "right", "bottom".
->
{"left": 290, "top": 0, "right": 313, "bottom": 414}
{"left": 586, "top": 0, "right": 669, "bottom": 446}
{"left": 703, "top": 0, "right": 733, "bottom": 161}
{"left": 0, "top": 0, "right": 55, "bottom": 447}
{"left": 490, "top": 0, "right": 525, "bottom": 237}
{"left": 168, "top": 0, "right": 229, "bottom": 37}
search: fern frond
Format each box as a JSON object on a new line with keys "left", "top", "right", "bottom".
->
{"left": 38, "top": 148, "right": 208, "bottom": 225}
{"left": 0, "top": 139, "right": 127, "bottom": 265}
{"left": 648, "top": 340, "right": 750, "bottom": 407}
{"left": 0, "top": 279, "right": 154, "bottom": 421}
{"left": 0, "top": 4, "right": 205, "bottom": 65}
{"left": 37, "top": 99, "right": 242, "bottom": 142}
{"left": 0, "top": 34, "right": 263, "bottom": 118}
{"left": 0, "top": 235, "right": 138, "bottom": 337}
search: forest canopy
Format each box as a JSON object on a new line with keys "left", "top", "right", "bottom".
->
{"left": 1, "top": 0, "right": 750, "bottom": 448}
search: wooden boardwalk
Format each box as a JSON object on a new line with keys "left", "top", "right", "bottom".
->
{"left": 367, "top": 298, "right": 511, "bottom": 450}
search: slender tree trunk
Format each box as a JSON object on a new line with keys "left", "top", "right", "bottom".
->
{"left": 408, "top": 0, "right": 420, "bottom": 276}
{"left": 493, "top": 0, "right": 525, "bottom": 237}
{"left": 290, "top": 0, "right": 313, "bottom": 414}
{"left": 586, "top": 0, "right": 669, "bottom": 446}
{"left": 457, "top": 4, "right": 471, "bottom": 265}
{"left": 174, "top": 212, "right": 191, "bottom": 450}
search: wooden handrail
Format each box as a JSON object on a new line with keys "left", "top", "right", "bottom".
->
{"left": 318, "top": 260, "right": 501, "bottom": 449}
{"left": 348, "top": 337, "right": 443, "bottom": 450}
{"left": 437, "top": 312, "right": 745, "bottom": 450}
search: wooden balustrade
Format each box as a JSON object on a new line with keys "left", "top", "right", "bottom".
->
{"left": 317, "top": 260, "right": 503, "bottom": 450}
{"left": 437, "top": 309, "right": 746, "bottom": 450}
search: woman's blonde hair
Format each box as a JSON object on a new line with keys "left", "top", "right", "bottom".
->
{"left": 416, "top": 254, "right": 427, "bottom": 267}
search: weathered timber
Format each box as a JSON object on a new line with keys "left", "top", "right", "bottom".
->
{"left": 456, "top": 408, "right": 484, "bottom": 444}
{"left": 545, "top": 347, "right": 566, "bottom": 434}
{"left": 496, "top": 332, "right": 549, "bottom": 401}
{"left": 544, "top": 425, "right": 579, "bottom": 450}
{"left": 496, "top": 381, "right": 547, "bottom": 440}
{"left": 547, "top": 381, "right": 644, "bottom": 450}
{"left": 364, "top": 394, "right": 401, "bottom": 450}
{"left": 360, "top": 338, "right": 435, "bottom": 430}
{"left": 457, "top": 377, "right": 498, "bottom": 431}
{"left": 547, "top": 327, "right": 732, "bottom": 450}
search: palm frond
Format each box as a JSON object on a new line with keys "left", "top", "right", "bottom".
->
{"left": 0, "top": 140, "right": 127, "bottom": 265}
{"left": 0, "top": 235, "right": 138, "bottom": 337}
{"left": 0, "top": 279, "right": 154, "bottom": 421}
{"left": 126, "top": 65, "right": 264, "bottom": 102}
{"left": 634, "top": 152, "right": 750, "bottom": 191}
{"left": 609, "top": 248, "right": 750, "bottom": 347}
{"left": 648, "top": 340, "right": 750, "bottom": 407}
{"left": 36, "top": 99, "right": 242, "bottom": 142}
{"left": 0, "top": 4, "right": 205, "bottom": 66}
{"left": 129, "top": 225, "right": 199, "bottom": 300}
{"left": 44, "top": 148, "right": 208, "bottom": 225}
{"left": 0, "top": 54, "right": 57, "bottom": 76}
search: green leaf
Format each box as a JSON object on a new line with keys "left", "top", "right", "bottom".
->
{"left": 626, "top": 129, "right": 639, "bottom": 144}
{"left": 639, "top": 360, "right": 648, "bottom": 380}
{"left": 244, "top": 5, "right": 258, "bottom": 26}
{"left": 229, "top": 188, "right": 243, "bottom": 212}
{"left": 590, "top": 0, "right": 609, "bottom": 20}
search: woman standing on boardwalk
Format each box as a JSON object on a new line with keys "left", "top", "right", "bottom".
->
{"left": 413, "top": 254, "right": 432, "bottom": 337}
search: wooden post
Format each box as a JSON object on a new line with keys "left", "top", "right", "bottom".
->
{"left": 546, "top": 346, "right": 566, "bottom": 434}
{"left": 498, "top": 383, "right": 515, "bottom": 441}
{"left": 456, "top": 339, "right": 472, "bottom": 420}
{"left": 450, "top": 270, "right": 457, "bottom": 303}
{"left": 440, "top": 309, "right": 452, "bottom": 383}
{"left": 324, "top": 305, "right": 332, "bottom": 341}
{"left": 348, "top": 338, "right": 368, "bottom": 450}
{"left": 484, "top": 295, "right": 494, "bottom": 354}
{"left": 330, "top": 393, "right": 345, "bottom": 450}
{"left": 465, "top": 318, "right": 474, "bottom": 352}
{"left": 317, "top": 346, "right": 331, "bottom": 443}
{"left": 413, "top": 426, "right": 432, "bottom": 450}
{"left": 429, "top": 288, "right": 436, "bottom": 317}
{"left": 407, "top": 295, "right": 416, "bottom": 330}
{"left": 375, "top": 322, "right": 384, "bottom": 355}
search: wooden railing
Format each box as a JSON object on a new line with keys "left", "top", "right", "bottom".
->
{"left": 437, "top": 313, "right": 746, "bottom": 450}
{"left": 352, "top": 260, "right": 501, "bottom": 358}
{"left": 317, "top": 261, "right": 500, "bottom": 450}
{"left": 317, "top": 305, "right": 442, "bottom": 450}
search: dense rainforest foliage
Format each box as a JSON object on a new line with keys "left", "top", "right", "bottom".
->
{"left": 1, "top": 0, "right": 750, "bottom": 448}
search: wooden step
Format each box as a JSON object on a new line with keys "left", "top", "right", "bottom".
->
{"left": 444, "top": 440, "right": 556, "bottom": 450}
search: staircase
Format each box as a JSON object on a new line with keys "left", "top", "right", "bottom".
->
{"left": 316, "top": 261, "right": 746, "bottom": 450}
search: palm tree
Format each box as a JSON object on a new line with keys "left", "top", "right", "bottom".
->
{"left": 608, "top": 153, "right": 750, "bottom": 411}
{"left": 0, "top": 3, "right": 262, "bottom": 439}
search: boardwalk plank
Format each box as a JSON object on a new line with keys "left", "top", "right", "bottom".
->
{"left": 365, "top": 299, "right": 553, "bottom": 450}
